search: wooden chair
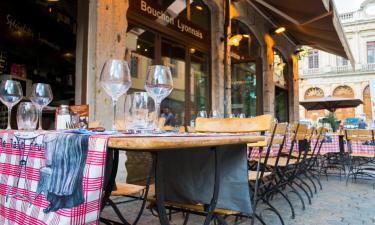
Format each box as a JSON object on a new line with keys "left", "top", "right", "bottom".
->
{"left": 344, "top": 129, "right": 375, "bottom": 184}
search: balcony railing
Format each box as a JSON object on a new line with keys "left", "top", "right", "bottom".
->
{"left": 336, "top": 65, "right": 353, "bottom": 73}
{"left": 301, "top": 68, "right": 323, "bottom": 75}
{"left": 361, "top": 63, "right": 375, "bottom": 71}
{"left": 339, "top": 12, "right": 354, "bottom": 21}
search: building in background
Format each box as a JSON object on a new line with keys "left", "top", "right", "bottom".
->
{"left": 299, "top": 0, "right": 375, "bottom": 123}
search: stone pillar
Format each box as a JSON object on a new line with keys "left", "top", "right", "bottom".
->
{"left": 291, "top": 54, "right": 300, "bottom": 121}
{"left": 263, "top": 34, "right": 275, "bottom": 116}
{"left": 83, "top": 0, "right": 130, "bottom": 182}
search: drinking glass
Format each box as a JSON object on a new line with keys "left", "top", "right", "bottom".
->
{"left": 239, "top": 113, "right": 246, "bottom": 118}
{"left": 0, "top": 80, "right": 23, "bottom": 130}
{"left": 197, "top": 110, "right": 208, "bottom": 118}
{"left": 17, "top": 102, "right": 38, "bottom": 130}
{"left": 125, "top": 92, "right": 155, "bottom": 132}
{"left": 29, "top": 83, "right": 53, "bottom": 130}
{"left": 144, "top": 65, "right": 173, "bottom": 131}
{"left": 100, "top": 59, "right": 132, "bottom": 131}
{"left": 210, "top": 110, "right": 221, "bottom": 118}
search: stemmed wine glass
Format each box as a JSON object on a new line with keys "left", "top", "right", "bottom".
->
{"left": 144, "top": 65, "right": 173, "bottom": 131}
{"left": 0, "top": 80, "right": 23, "bottom": 130}
{"left": 100, "top": 59, "right": 132, "bottom": 131}
{"left": 29, "top": 83, "right": 53, "bottom": 130}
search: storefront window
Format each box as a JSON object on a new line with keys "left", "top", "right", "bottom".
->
{"left": 161, "top": 38, "right": 186, "bottom": 126}
{"left": 230, "top": 19, "right": 260, "bottom": 117}
{"left": 127, "top": 0, "right": 211, "bottom": 125}
{"left": 190, "top": 49, "right": 209, "bottom": 115}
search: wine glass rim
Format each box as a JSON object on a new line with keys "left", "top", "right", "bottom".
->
{"left": 33, "top": 82, "right": 51, "bottom": 86}
{"left": 105, "top": 59, "right": 130, "bottom": 64}
{"left": 1, "top": 79, "right": 21, "bottom": 84}
{"left": 148, "top": 65, "right": 170, "bottom": 69}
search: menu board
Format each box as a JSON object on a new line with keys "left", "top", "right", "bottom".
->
{"left": 0, "top": 51, "right": 7, "bottom": 75}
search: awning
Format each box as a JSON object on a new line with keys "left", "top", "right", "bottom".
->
{"left": 248, "top": 0, "right": 355, "bottom": 65}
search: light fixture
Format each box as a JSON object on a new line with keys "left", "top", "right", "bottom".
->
{"left": 47, "top": 0, "right": 60, "bottom": 2}
{"left": 294, "top": 48, "right": 307, "bottom": 55}
{"left": 229, "top": 34, "right": 243, "bottom": 46}
{"left": 270, "top": 26, "right": 286, "bottom": 35}
{"left": 196, "top": 5, "right": 203, "bottom": 11}
{"left": 137, "top": 45, "right": 140, "bottom": 49}
{"left": 276, "top": 62, "right": 286, "bottom": 70}
{"left": 145, "top": 48, "right": 148, "bottom": 52}
{"left": 190, "top": 48, "right": 196, "bottom": 54}
{"left": 242, "top": 34, "right": 250, "bottom": 38}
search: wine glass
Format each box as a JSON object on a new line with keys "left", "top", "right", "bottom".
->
{"left": 0, "top": 80, "right": 23, "bottom": 130}
{"left": 100, "top": 59, "right": 132, "bottom": 131}
{"left": 210, "top": 110, "right": 221, "bottom": 118}
{"left": 144, "top": 65, "right": 173, "bottom": 131}
{"left": 29, "top": 83, "right": 53, "bottom": 130}
{"left": 197, "top": 110, "right": 208, "bottom": 118}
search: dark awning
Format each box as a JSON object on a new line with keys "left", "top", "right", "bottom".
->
{"left": 249, "top": 0, "right": 354, "bottom": 65}
{"left": 300, "top": 96, "right": 363, "bottom": 112}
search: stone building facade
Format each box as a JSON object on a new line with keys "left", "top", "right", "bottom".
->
{"left": 299, "top": 0, "right": 375, "bottom": 122}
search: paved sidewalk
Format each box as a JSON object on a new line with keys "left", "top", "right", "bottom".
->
{"left": 100, "top": 177, "right": 375, "bottom": 225}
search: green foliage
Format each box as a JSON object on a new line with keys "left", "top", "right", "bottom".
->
{"left": 323, "top": 112, "right": 338, "bottom": 132}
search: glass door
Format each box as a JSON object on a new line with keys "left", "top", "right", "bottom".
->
{"left": 231, "top": 61, "right": 257, "bottom": 117}
{"left": 275, "top": 87, "right": 289, "bottom": 122}
{"left": 160, "top": 38, "right": 186, "bottom": 126}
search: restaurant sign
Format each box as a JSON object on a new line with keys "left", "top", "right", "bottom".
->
{"left": 130, "top": 0, "right": 209, "bottom": 43}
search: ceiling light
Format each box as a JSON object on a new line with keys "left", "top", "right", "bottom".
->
{"left": 229, "top": 34, "right": 243, "bottom": 46}
{"left": 137, "top": 45, "right": 140, "bottom": 49}
{"left": 47, "top": 0, "right": 60, "bottom": 2}
{"left": 196, "top": 5, "right": 203, "bottom": 11}
{"left": 190, "top": 48, "right": 196, "bottom": 54}
{"left": 276, "top": 62, "right": 286, "bottom": 70}
{"left": 242, "top": 34, "right": 250, "bottom": 38}
{"left": 270, "top": 27, "right": 286, "bottom": 35}
{"left": 145, "top": 49, "right": 148, "bottom": 52}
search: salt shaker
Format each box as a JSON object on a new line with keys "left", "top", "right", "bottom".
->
{"left": 56, "top": 105, "right": 71, "bottom": 130}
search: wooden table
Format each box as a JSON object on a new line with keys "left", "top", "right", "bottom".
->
{"left": 102, "top": 134, "right": 265, "bottom": 225}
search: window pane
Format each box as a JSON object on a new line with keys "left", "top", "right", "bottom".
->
{"left": 161, "top": 38, "right": 186, "bottom": 126}
{"left": 125, "top": 23, "right": 154, "bottom": 81}
{"left": 190, "top": 49, "right": 209, "bottom": 116}
{"left": 231, "top": 62, "right": 257, "bottom": 117}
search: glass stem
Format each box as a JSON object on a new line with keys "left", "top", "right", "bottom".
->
{"left": 112, "top": 99, "right": 118, "bottom": 131}
{"left": 38, "top": 108, "right": 43, "bottom": 130}
{"left": 6, "top": 106, "right": 11, "bottom": 130}
{"left": 155, "top": 100, "right": 161, "bottom": 130}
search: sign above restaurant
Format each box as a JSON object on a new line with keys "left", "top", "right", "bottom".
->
{"left": 129, "top": 0, "right": 209, "bottom": 43}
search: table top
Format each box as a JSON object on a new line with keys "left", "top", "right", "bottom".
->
{"left": 107, "top": 134, "right": 265, "bottom": 151}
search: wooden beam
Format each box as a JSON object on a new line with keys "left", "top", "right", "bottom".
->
{"left": 301, "top": 11, "right": 333, "bottom": 26}
{"left": 255, "top": 0, "right": 300, "bottom": 25}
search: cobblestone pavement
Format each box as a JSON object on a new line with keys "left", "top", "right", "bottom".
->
{"left": 100, "top": 177, "right": 375, "bottom": 225}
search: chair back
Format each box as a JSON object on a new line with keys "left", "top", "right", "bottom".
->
{"left": 344, "top": 129, "right": 374, "bottom": 141}
{"left": 195, "top": 114, "right": 273, "bottom": 133}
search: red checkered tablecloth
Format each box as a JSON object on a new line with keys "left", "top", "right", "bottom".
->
{"left": 248, "top": 133, "right": 375, "bottom": 160}
{"left": 0, "top": 130, "right": 109, "bottom": 225}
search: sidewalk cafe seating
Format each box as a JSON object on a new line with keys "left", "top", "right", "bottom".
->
{"left": 344, "top": 129, "right": 375, "bottom": 185}
{"left": 148, "top": 114, "right": 273, "bottom": 225}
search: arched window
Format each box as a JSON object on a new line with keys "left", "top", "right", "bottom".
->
{"left": 363, "top": 86, "right": 372, "bottom": 120}
{"left": 304, "top": 87, "right": 325, "bottom": 121}
{"left": 333, "top": 85, "right": 355, "bottom": 120}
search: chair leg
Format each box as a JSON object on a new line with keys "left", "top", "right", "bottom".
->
{"left": 261, "top": 199, "right": 286, "bottom": 225}
{"left": 296, "top": 176, "right": 314, "bottom": 198}
{"left": 303, "top": 173, "right": 318, "bottom": 194}
{"left": 292, "top": 180, "right": 312, "bottom": 205}
{"left": 182, "top": 213, "right": 190, "bottom": 225}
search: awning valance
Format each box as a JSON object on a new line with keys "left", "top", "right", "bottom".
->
{"left": 249, "top": 0, "right": 354, "bottom": 65}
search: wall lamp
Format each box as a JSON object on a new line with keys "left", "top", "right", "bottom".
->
{"left": 224, "top": 34, "right": 250, "bottom": 46}
{"left": 294, "top": 48, "right": 307, "bottom": 55}
{"left": 270, "top": 26, "right": 286, "bottom": 35}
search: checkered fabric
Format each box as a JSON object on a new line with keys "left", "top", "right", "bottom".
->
{"left": 248, "top": 133, "right": 375, "bottom": 160}
{"left": 0, "top": 130, "right": 108, "bottom": 225}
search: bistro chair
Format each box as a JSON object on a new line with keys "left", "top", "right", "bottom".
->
{"left": 148, "top": 114, "right": 274, "bottom": 225}
{"left": 344, "top": 129, "right": 375, "bottom": 185}
{"left": 247, "top": 122, "right": 289, "bottom": 224}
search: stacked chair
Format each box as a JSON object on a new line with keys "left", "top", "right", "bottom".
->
{"left": 345, "top": 129, "right": 375, "bottom": 185}
{"left": 248, "top": 122, "right": 327, "bottom": 224}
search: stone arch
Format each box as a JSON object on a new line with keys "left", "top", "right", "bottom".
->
{"left": 363, "top": 85, "right": 372, "bottom": 120}
{"left": 333, "top": 85, "right": 355, "bottom": 121}
{"left": 304, "top": 87, "right": 325, "bottom": 121}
